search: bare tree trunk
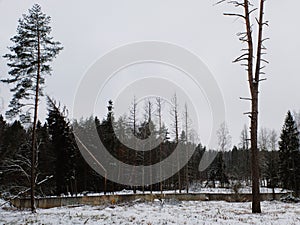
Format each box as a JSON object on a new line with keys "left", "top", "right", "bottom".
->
{"left": 251, "top": 91, "right": 261, "bottom": 212}
{"left": 130, "top": 97, "right": 137, "bottom": 194}
{"left": 243, "top": 0, "right": 261, "bottom": 211}
{"left": 184, "top": 103, "right": 189, "bottom": 193}
{"left": 145, "top": 100, "right": 153, "bottom": 194}
{"left": 171, "top": 93, "right": 181, "bottom": 193}
{"left": 156, "top": 98, "right": 163, "bottom": 194}
{"left": 250, "top": 0, "right": 266, "bottom": 213}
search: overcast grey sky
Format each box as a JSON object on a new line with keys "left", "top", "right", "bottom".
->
{"left": 0, "top": 0, "right": 299, "bottom": 146}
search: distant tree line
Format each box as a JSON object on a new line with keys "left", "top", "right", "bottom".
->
{"left": 0, "top": 98, "right": 205, "bottom": 196}
{"left": 0, "top": 98, "right": 299, "bottom": 197}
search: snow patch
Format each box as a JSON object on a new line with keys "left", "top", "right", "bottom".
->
{"left": 1, "top": 199, "right": 299, "bottom": 224}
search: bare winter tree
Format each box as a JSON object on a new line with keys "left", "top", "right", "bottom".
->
{"left": 217, "top": 0, "right": 268, "bottom": 213}
{"left": 144, "top": 98, "right": 155, "bottom": 123}
{"left": 170, "top": 93, "right": 179, "bottom": 143}
{"left": 259, "top": 127, "right": 270, "bottom": 151}
{"left": 269, "top": 129, "right": 278, "bottom": 151}
{"left": 183, "top": 103, "right": 192, "bottom": 193}
{"left": 217, "top": 122, "right": 232, "bottom": 152}
{"left": 216, "top": 122, "right": 231, "bottom": 187}
{"left": 143, "top": 98, "right": 155, "bottom": 193}
{"left": 170, "top": 93, "right": 181, "bottom": 192}
{"left": 156, "top": 97, "right": 164, "bottom": 194}
{"left": 129, "top": 96, "right": 138, "bottom": 193}
{"left": 129, "top": 96, "right": 138, "bottom": 138}
{"left": 240, "top": 124, "right": 250, "bottom": 150}
{"left": 267, "top": 129, "right": 278, "bottom": 199}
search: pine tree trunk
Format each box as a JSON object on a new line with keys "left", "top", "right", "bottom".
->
{"left": 244, "top": 0, "right": 261, "bottom": 212}
{"left": 250, "top": 89, "right": 261, "bottom": 213}
{"left": 30, "top": 29, "right": 41, "bottom": 213}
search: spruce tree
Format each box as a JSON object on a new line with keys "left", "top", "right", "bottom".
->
{"left": 1, "top": 4, "right": 63, "bottom": 212}
{"left": 36, "top": 121, "right": 56, "bottom": 195}
{"left": 279, "top": 111, "right": 300, "bottom": 196}
{"left": 97, "top": 100, "right": 117, "bottom": 193}
{"left": 47, "top": 97, "right": 77, "bottom": 196}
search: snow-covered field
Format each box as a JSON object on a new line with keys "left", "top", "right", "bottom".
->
{"left": 1, "top": 199, "right": 299, "bottom": 225}
{"left": 68, "top": 187, "right": 287, "bottom": 197}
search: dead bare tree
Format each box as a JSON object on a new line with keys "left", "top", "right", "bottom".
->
{"left": 217, "top": 122, "right": 232, "bottom": 152}
{"left": 217, "top": 0, "right": 269, "bottom": 213}
{"left": 240, "top": 124, "right": 250, "bottom": 150}
{"left": 183, "top": 103, "right": 192, "bottom": 193}
{"left": 129, "top": 96, "right": 138, "bottom": 193}
{"left": 156, "top": 97, "right": 164, "bottom": 194}
{"left": 170, "top": 93, "right": 181, "bottom": 193}
{"left": 258, "top": 127, "right": 270, "bottom": 151}
{"left": 269, "top": 129, "right": 278, "bottom": 151}
{"left": 143, "top": 98, "right": 155, "bottom": 193}
{"left": 129, "top": 96, "right": 138, "bottom": 138}
{"left": 171, "top": 94, "right": 179, "bottom": 143}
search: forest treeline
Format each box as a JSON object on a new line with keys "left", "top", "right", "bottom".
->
{"left": 0, "top": 98, "right": 299, "bottom": 197}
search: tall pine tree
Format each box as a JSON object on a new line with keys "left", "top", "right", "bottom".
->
{"left": 279, "top": 111, "right": 300, "bottom": 196}
{"left": 1, "top": 4, "right": 63, "bottom": 212}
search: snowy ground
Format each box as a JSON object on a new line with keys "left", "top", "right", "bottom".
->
{"left": 1, "top": 199, "right": 299, "bottom": 225}
{"left": 65, "top": 187, "right": 287, "bottom": 197}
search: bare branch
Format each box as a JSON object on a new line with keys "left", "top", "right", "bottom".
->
{"left": 233, "top": 53, "right": 249, "bottom": 63}
{"left": 261, "top": 59, "right": 269, "bottom": 64}
{"left": 214, "top": 0, "right": 227, "bottom": 5}
{"left": 229, "top": 1, "right": 246, "bottom": 7}
{"left": 249, "top": 8, "right": 258, "bottom": 15}
{"left": 258, "top": 78, "right": 267, "bottom": 82}
{"left": 240, "top": 97, "right": 252, "bottom": 101}
{"left": 261, "top": 38, "right": 270, "bottom": 43}
{"left": 224, "top": 13, "right": 246, "bottom": 19}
